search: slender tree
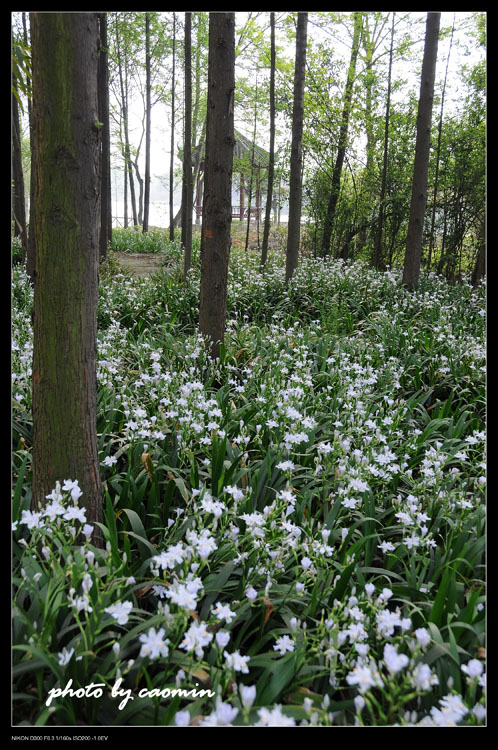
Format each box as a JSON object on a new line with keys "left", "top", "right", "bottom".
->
{"left": 11, "top": 64, "right": 28, "bottom": 260}
{"left": 30, "top": 12, "right": 103, "bottom": 541}
{"left": 143, "top": 12, "right": 151, "bottom": 233}
{"left": 245, "top": 78, "right": 259, "bottom": 254}
{"left": 22, "top": 12, "right": 36, "bottom": 279}
{"left": 98, "top": 12, "right": 112, "bottom": 259}
{"left": 183, "top": 12, "right": 193, "bottom": 278}
{"left": 115, "top": 16, "right": 138, "bottom": 227}
{"left": 198, "top": 12, "right": 235, "bottom": 359}
{"left": 260, "top": 11, "right": 276, "bottom": 271}
{"left": 402, "top": 12, "right": 440, "bottom": 289}
{"left": 169, "top": 13, "right": 176, "bottom": 241}
{"left": 320, "top": 11, "right": 362, "bottom": 256}
{"left": 285, "top": 12, "right": 308, "bottom": 284}
{"left": 428, "top": 14, "right": 455, "bottom": 269}
{"left": 373, "top": 12, "right": 395, "bottom": 269}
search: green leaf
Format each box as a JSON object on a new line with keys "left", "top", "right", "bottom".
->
{"left": 429, "top": 567, "right": 452, "bottom": 628}
{"left": 258, "top": 653, "right": 296, "bottom": 705}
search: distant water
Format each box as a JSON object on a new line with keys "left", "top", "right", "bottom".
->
{"left": 112, "top": 200, "right": 289, "bottom": 228}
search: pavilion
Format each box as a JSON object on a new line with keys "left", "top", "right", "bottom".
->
{"left": 194, "top": 129, "right": 270, "bottom": 223}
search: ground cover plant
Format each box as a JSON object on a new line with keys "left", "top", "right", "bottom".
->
{"left": 12, "top": 240, "right": 486, "bottom": 727}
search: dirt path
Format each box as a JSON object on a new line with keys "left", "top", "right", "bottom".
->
{"left": 114, "top": 253, "right": 165, "bottom": 278}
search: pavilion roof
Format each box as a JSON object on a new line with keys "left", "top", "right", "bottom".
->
{"left": 233, "top": 129, "right": 269, "bottom": 168}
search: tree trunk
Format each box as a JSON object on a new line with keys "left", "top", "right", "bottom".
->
{"left": 245, "top": 80, "right": 258, "bottom": 253}
{"left": 285, "top": 12, "right": 308, "bottom": 284}
{"left": 98, "top": 12, "right": 112, "bottom": 259}
{"left": 115, "top": 21, "right": 137, "bottom": 227}
{"left": 402, "top": 12, "right": 440, "bottom": 289}
{"left": 183, "top": 12, "right": 193, "bottom": 278}
{"left": 471, "top": 217, "right": 485, "bottom": 286}
{"left": 169, "top": 13, "right": 176, "bottom": 241}
{"left": 428, "top": 14, "right": 454, "bottom": 270}
{"left": 199, "top": 12, "right": 235, "bottom": 360}
{"left": 23, "top": 13, "right": 36, "bottom": 280}
{"left": 11, "top": 72, "right": 28, "bottom": 261}
{"left": 320, "top": 11, "right": 362, "bottom": 257}
{"left": 30, "top": 12, "right": 103, "bottom": 542}
{"left": 143, "top": 12, "right": 151, "bottom": 233}
{"left": 373, "top": 12, "right": 394, "bottom": 269}
{"left": 261, "top": 12, "right": 275, "bottom": 271}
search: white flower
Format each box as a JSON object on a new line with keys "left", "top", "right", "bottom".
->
{"left": 103, "top": 455, "right": 117, "bottom": 466}
{"left": 165, "top": 582, "right": 199, "bottom": 610}
{"left": 240, "top": 684, "right": 256, "bottom": 709}
{"left": 411, "top": 662, "right": 438, "bottom": 691}
{"left": 215, "top": 630, "right": 231, "bottom": 649}
{"left": 43, "top": 500, "right": 66, "bottom": 521}
{"left": 152, "top": 544, "right": 185, "bottom": 571}
{"left": 212, "top": 601, "right": 236, "bottom": 623}
{"left": 139, "top": 627, "right": 170, "bottom": 660}
{"left": 20, "top": 510, "right": 45, "bottom": 530}
{"left": 245, "top": 586, "right": 258, "bottom": 602}
{"left": 57, "top": 647, "right": 74, "bottom": 666}
{"left": 276, "top": 460, "right": 295, "bottom": 472}
{"left": 414, "top": 627, "right": 431, "bottom": 648}
{"left": 273, "top": 635, "right": 295, "bottom": 655}
{"left": 224, "top": 649, "right": 250, "bottom": 673}
{"left": 105, "top": 600, "right": 133, "bottom": 625}
{"left": 199, "top": 699, "right": 238, "bottom": 726}
{"left": 62, "top": 479, "right": 83, "bottom": 502}
{"left": 346, "top": 663, "right": 383, "bottom": 694}
{"left": 255, "top": 705, "right": 296, "bottom": 726}
{"left": 461, "top": 658, "right": 484, "bottom": 680}
{"left": 175, "top": 710, "right": 191, "bottom": 726}
{"left": 179, "top": 621, "right": 213, "bottom": 658}
{"left": 384, "top": 643, "right": 409, "bottom": 674}
{"left": 63, "top": 506, "right": 87, "bottom": 524}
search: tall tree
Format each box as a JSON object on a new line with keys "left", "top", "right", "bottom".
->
{"left": 169, "top": 13, "right": 176, "bottom": 241}
{"left": 285, "top": 11, "right": 308, "bottom": 284}
{"left": 114, "top": 15, "right": 138, "bottom": 227}
{"left": 402, "top": 12, "right": 440, "bottom": 289}
{"left": 183, "top": 12, "right": 193, "bottom": 278}
{"left": 373, "top": 12, "right": 395, "bottom": 269}
{"left": 30, "top": 12, "right": 103, "bottom": 541}
{"left": 98, "top": 12, "right": 112, "bottom": 259}
{"left": 198, "top": 12, "right": 235, "bottom": 359}
{"left": 260, "top": 11, "right": 276, "bottom": 271}
{"left": 320, "top": 11, "right": 362, "bottom": 256}
{"left": 143, "top": 12, "right": 151, "bottom": 233}
{"left": 11, "top": 62, "right": 28, "bottom": 260}
{"left": 427, "top": 14, "right": 455, "bottom": 269}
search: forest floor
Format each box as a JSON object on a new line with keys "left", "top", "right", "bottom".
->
{"left": 114, "top": 221, "right": 287, "bottom": 278}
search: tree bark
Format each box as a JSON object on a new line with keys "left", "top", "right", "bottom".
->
{"left": 169, "top": 13, "right": 176, "bottom": 241}
{"left": 428, "top": 14, "right": 454, "bottom": 269}
{"left": 260, "top": 13, "right": 276, "bottom": 271}
{"left": 143, "top": 12, "right": 151, "bottom": 233}
{"left": 98, "top": 12, "right": 112, "bottom": 259}
{"left": 183, "top": 12, "right": 193, "bottom": 278}
{"left": 12, "top": 71, "right": 28, "bottom": 261}
{"left": 320, "top": 12, "right": 362, "bottom": 257}
{"left": 402, "top": 12, "right": 440, "bottom": 289}
{"left": 373, "top": 12, "right": 395, "bottom": 269}
{"left": 30, "top": 12, "right": 103, "bottom": 542}
{"left": 285, "top": 12, "right": 308, "bottom": 284}
{"left": 115, "top": 20, "right": 138, "bottom": 227}
{"left": 198, "top": 12, "right": 235, "bottom": 360}
{"left": 471, "top": 217, "right": 485, "bottom": 285}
